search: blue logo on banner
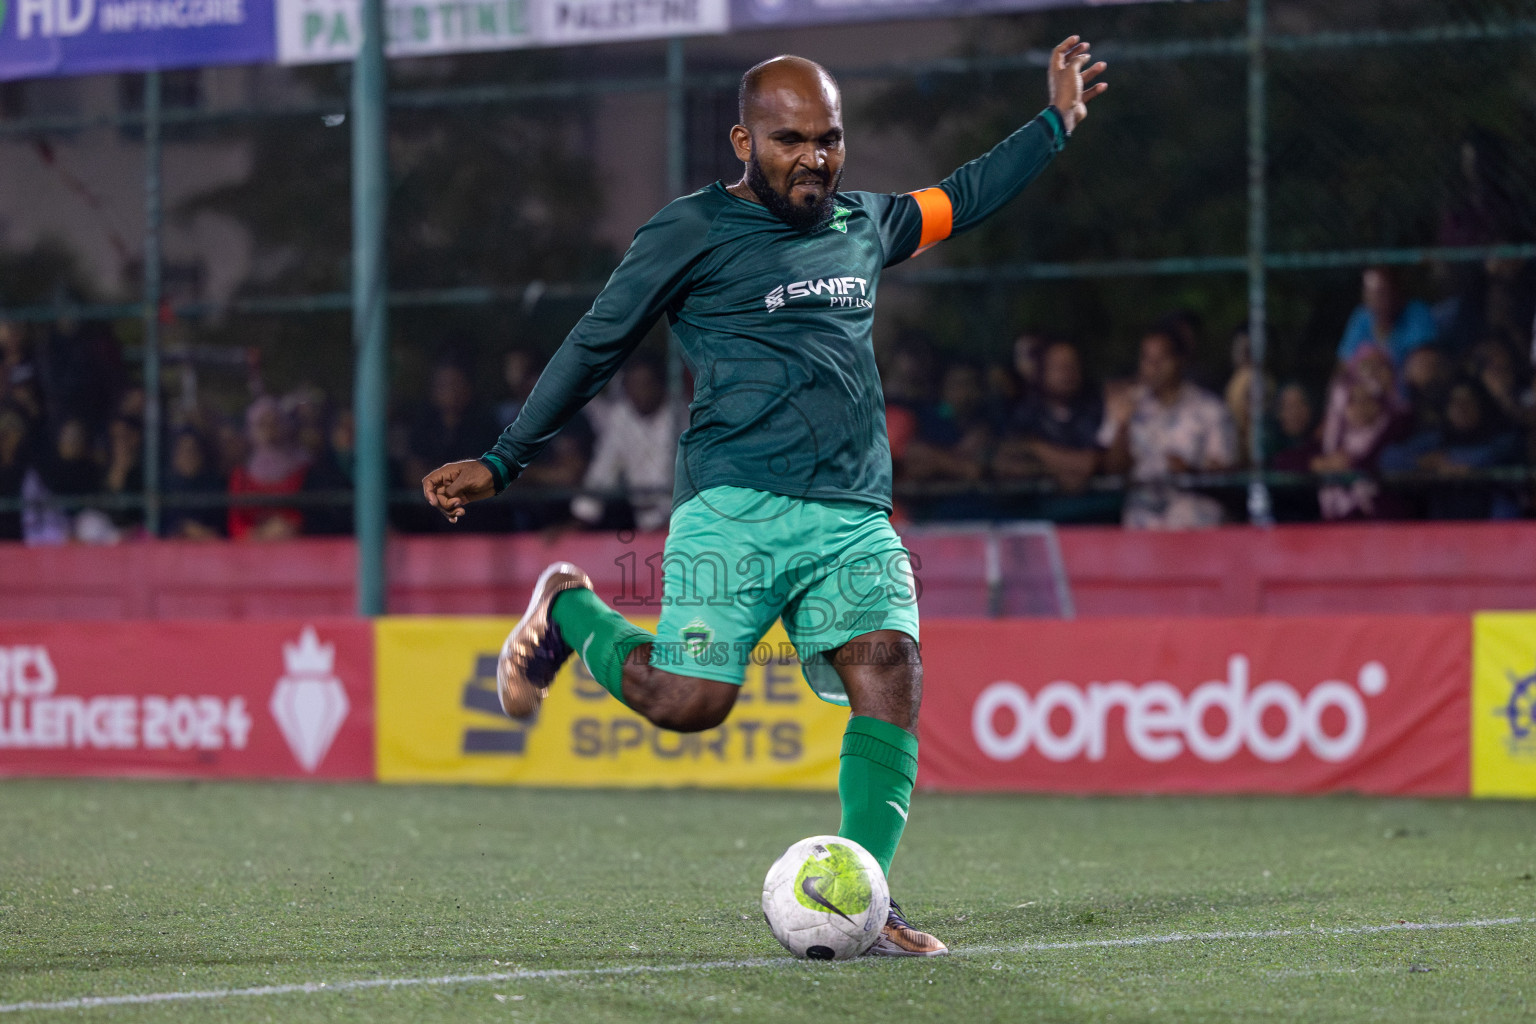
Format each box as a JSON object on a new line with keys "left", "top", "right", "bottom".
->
{"left": 461, "top": 653, "right": 540, "bottom": 755}
{"left": 1496, "top": 661, "right": 1536, "bottom": 758}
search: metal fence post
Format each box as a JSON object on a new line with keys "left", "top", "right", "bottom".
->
{"left": 142, "top": 70, "right": 162, "bottom": 537}
{"left": 353, "top": 0, "right": 389, "bottom": 614}
{"left": 1245, "top": 0, "right": 1274, "bottom": 526}
{"left": 665, "top": 37, "right": 688, "bottom": 441}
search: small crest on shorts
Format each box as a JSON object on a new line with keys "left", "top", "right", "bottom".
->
{"left": 681, "top": 619, "right": 714, "bottom": 657}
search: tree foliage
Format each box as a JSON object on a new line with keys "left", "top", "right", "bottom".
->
{"left": 866, "top": 0, "right": 1536, "bottom": 387}
{"left": 190, "top": 53, "right": 616, "bottom": 399}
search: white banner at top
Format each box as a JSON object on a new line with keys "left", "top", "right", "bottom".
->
{"left": 277, "top": 0, "right": 728, "bottom": 64}
{"left": 541, "top": 0, "right": 727, "bottom": 44}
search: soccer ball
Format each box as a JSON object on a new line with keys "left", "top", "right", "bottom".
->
{"left": 761, "top": 835, "right": 890, "bottom": 960}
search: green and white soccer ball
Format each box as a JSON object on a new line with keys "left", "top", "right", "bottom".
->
{"left": 761, "top": 835, "right": 889, "bottom": 960}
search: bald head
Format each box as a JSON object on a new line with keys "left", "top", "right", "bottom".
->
{"left": 729, "top": 55, "right": 846, "bottom": 233}
{"left": 738, "top": 55, "right": 840, "bottom": 128}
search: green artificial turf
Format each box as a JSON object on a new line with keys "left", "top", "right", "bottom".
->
{"left": 1, "top": 780, "right": 1533, "bottom": 1022}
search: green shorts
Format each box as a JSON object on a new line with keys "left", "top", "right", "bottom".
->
{"left": 651, "top": 485, "right": 920, "bottom": 705}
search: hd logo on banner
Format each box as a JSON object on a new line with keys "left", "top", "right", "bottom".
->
{"left": 1472, "top": 612, "right": 1536, "bottom": 798}
{"left": 0, "top": 0, "right": 275, "bottom": 80}
{"left": 375, "top": 617, "right": 846, "bottom": 789}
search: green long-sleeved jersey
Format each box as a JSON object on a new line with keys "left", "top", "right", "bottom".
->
{"left": 481, "top": 106, "right": 1068, "bottom": 511}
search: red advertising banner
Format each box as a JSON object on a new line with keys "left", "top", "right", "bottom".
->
{"left": 919, "top": 616, "right": 1470, "bottom": 795}
{"left": 0, "top": 619, "right": 373, "bottom": 780}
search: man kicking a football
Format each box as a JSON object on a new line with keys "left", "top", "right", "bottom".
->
{"left": 422, "top": 38, "right": 1107, "bottom": 956}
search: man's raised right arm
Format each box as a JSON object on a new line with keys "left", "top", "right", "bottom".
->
{"left": 871, "top": 36, "right": 1107, "bottom": 267}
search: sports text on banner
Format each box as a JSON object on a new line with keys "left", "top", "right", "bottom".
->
{"left": 374, "top": 616, "right": 848, "bottom": 788}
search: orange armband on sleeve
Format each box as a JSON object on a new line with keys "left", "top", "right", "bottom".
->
{"left": 907, "top": 187, "right": 954, "bottom": 257}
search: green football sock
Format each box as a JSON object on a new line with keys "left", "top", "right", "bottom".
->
{"left": 836, "top": 715, "right": 919, "bottom": 878}
{"left": 549, "top": 588, "right": 653, "bottom": 707}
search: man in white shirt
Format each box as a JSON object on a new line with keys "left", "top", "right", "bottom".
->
{"left": 1100, "top": 327, "right": 1237, "bottom": 529}
{"left": 571, "top": 358, "right": 679, "bottom": 531}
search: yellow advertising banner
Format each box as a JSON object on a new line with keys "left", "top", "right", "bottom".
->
{"left": 1471, "top": 612, "right": 1536, "bottom": 798}
{"left": 375, "top": 617, "right": 846, "bottom": 789}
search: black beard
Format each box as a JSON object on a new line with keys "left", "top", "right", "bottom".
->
{"left": 746, "top": 152, "right": 841, "bottom": 233}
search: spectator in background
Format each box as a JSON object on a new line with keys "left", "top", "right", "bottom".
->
{"left": 228, "top": 396, "right": 309, "bottom": 541}
{"left": 1380, "top": 377, "right": 1523, "bottom": 520}
{"left": 480, "top": 351, "right": 594, "bottom": 533}
{"left": 0, "top": 320, "right": 44, "bottom": 436}
{"left": 1337, "top": 267, "right": 1438, "bottom": 371}
{"left": 1401, "top": 347, "right": 1454, "bottom": 435}
{"left": 116, "top": 385, "right": 146, "bottom": 422}
{"left": 571, "top": 359, "right": 678, "bottom": 532}
{"left": 42, "top": 417, "right": 101, "bottom": 496}
{"left": 903, "top": 362, "right": 998, "bottom": 520}
{"left": 303, "top": 408, "right": 358, "bottom": 536}
{"left": 1468, "top": 336, "right": 1526, "bottom": 426}
{"left": 881, "top": 339, "right": 934, "bottom": 487}
{"left": 213, "top": 416, "right": 249, "bottom": 482}
{"left": 1268, "top": 382, "right": 1322, "bottom": 522}
{"left": 37, "top": 315, "right": 123, "bottom": 439}
{"left": 1439, "top": 132, "right": 1520, "bottom": 251}
{"left": 1222, "top": 325, "right": 1274, "bottom": 467}
{"left": 102, "top": 415, "right": 145, "bottom": 534}
{"left": 283, "top": 384, "right": 330, "bottom": 463}
{"left": 404, "top": 359, "right": 501, "bottom": 486}
{"left": 994, "top": 339, "right": 1102, "bottom": 494}
{"left": 1012, "top": 330, "right": 1047, "bottom": 395}
{"left": 1313, "top": 351, "right": 1408, "bottom": 521}
{"left": 0, "top": 404, "right": 28, "bottom": 541}
{"left": 162, "top": 427, "right": 226, "bottom": 539}
{"left": 25, "top": 417, "right": 102, "bottom": 544}
{"left": 1101, "top": 327, "right": 1237, "bottom": 530}
{"left": 0, "top": 320, "right": 24, "bottom": 383}
{"left": 882, "top": 336, "right": 936, "bottom": 416}
{"left": 984, "top": 360, "right": 1023, "bottom": 423}
{"left": 1270, "top": 383, "right": 1321, "bottom": 469}
{"left": 905, "top": 362, "right": 995, "bottom": 486}
{"left": 495, "top": 348, "right": 537, "bottom": 427}
{"left": 1157, "top": 309, "right": 1207, "bottom": 384}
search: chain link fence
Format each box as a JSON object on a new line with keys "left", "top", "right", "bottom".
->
{"left": 1, "top": 0, "right": 1533, "bottom": 540}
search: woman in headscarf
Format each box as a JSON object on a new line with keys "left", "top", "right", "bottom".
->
{"left": 1312, "top": 347, "right": 1409, "bottom": 520}
{"left": 227, "top": 396, "right": 310, "bottom": 541}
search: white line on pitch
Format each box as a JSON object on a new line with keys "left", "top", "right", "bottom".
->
{"left": 1, "top": 917, "right": 1529, "bottom": 1015}
{"left": 960, "top": 916, "right": 1534, "bottom": 954}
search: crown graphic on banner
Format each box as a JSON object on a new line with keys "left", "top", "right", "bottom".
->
{"left": 283, "top": 627, "right": 336, "bottom": 679}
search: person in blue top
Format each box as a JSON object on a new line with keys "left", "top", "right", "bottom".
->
{"left": 1337, "top": 266, "right": 1439, "bottom": 369}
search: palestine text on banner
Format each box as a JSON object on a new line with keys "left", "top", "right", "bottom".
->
{"left": 274, "top": 0, "right": 725, "bottom": 64}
